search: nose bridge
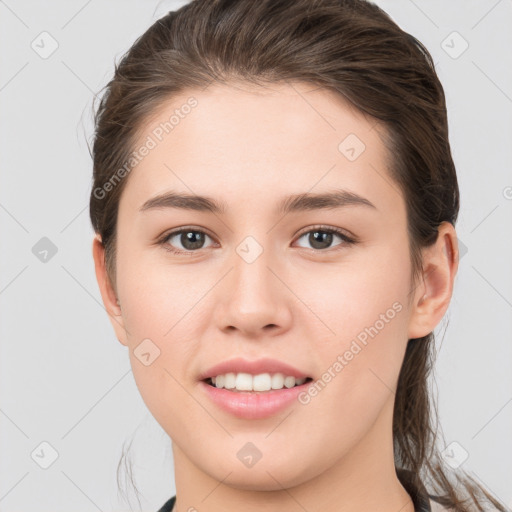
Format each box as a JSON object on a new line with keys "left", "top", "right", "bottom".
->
{"left": 231, "top": 234, "right": 276, "bottom": 303}
{"left": 215, "top": 234, "right": 289, "bottom": 334}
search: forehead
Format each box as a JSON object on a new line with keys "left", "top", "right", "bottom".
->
{"left": 120, "top": 81, "right": 402, "bottom": 216}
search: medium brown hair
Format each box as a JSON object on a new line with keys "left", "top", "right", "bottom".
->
{"left": 89, "top": 1, "right": 508, "bottom": 510}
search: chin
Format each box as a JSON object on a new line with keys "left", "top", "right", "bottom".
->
{"left": 205, "top": 458, "right": 313, "bottom": 491}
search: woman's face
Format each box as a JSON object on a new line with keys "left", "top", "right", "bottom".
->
{"left": 96, "top": 81, "right": 439, "bottom": 489}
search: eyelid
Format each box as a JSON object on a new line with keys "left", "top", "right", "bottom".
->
{"left": 157, "top": 225, "right": 217, "bottom": 250}
{"left": 158, "top": 224, "right": 357, "bottom": 254}
{"left": 294, "top": 224, "right": 355, "bottom": 240}
{"left": 293, "top": 224, "right": 357, "bottom": 251}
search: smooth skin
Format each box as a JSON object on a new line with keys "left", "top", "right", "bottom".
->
{"left": 93, "top": 81, "right": 458, "bottom": 512}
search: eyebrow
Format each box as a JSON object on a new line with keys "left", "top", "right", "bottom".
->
{"left": 139, "top": 188, "right": 377, "bottom": 215}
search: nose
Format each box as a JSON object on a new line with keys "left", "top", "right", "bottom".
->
{"left": 213, "top": 244, "right": 293, "bottom": 338}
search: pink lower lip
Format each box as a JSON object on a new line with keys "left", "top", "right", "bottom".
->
{"left": 199, "top": 380, "right": 311, "bottom": 420}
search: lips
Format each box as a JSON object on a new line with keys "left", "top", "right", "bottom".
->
{"left": 199, "top": 379, "right": 313, "bottom": 419}
{"left": 198, "top": 357, "right": 312, "bottom": 381}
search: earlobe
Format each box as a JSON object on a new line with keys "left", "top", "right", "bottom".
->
{"left": 92, "top": 235, "right": 129, "bottom": 346}
{"left": 407, "top": 222, "right": 459, "bottom": 340}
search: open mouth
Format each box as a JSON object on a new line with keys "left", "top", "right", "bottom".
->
{"left": 203, "top": 376, "right": 313, "bottom": 391}
{"left": 199, "top": 372, "right": 314, "bottom": 419}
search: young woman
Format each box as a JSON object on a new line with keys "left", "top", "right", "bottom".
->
{"left": 89, "top": 1, "right": 508, "bottom": 511}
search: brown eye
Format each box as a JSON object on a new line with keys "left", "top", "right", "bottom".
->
{"left": 295, "top": 226, "right": 355, "bottom": 251}
{"left": 162, "top": 229, "right": 214, "bottom": 254}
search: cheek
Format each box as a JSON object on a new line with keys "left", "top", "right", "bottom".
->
{"left": 116, "top": 252, "right": 212, "bottom": 410}
{"left": 295, "top": 240, "right": 411, "bottom": 342}
{"left": 295, "top": 244, "right": 411, "bottom": 411}
{"left": 116, "top": 249, "right": 203, "bottom": 341}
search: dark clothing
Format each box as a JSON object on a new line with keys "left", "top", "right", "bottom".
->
{"left": 158, "top": 495, "right": 175, "bottom": 512}
{"left": 157, "top": 468, "right": 443, "bottom": 512}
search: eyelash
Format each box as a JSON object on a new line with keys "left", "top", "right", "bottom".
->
{"left": 157, "top": 225, "right": 357, "bottom": 256}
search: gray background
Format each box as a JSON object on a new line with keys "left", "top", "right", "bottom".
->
{"left": 1, "top": 0, "right": 511, "bottom": 511}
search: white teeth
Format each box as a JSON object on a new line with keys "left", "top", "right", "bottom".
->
{"left": 210, "top": 372, "right": 308, "bottom": 391}
{"left": 271, "top": 373, "right": 284, "bottom": 389}
{"left": 235, "top": 372, "right": 253, "bottom": 391}
{"left": 224, "top": 372, "right": 236, "bottom": 389}
{"left": 253, "top": 373, "right": 271, "bottom": 391}
{"left": 215, "top": 375, "right": 225, "bottom": 388}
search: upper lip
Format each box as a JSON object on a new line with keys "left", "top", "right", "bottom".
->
{"left": 198, "top": 357, "right": 311, "bottom": 381}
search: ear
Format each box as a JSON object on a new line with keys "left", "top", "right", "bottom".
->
{"left": 407, "top": 221, "right": 459, "bottom": 339}
{"left": 92, "top": 234, "right": 129, "bottom": 346}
